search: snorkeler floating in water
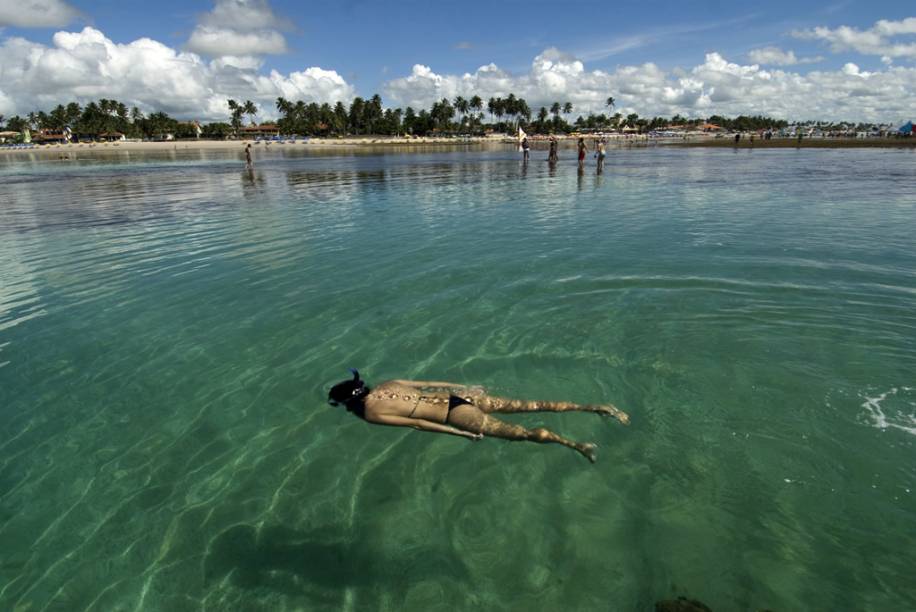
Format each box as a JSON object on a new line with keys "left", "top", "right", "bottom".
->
{"left": 328, "top": 370, "right": 629, "bottom": 463}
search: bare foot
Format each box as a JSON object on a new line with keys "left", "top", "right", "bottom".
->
{"left": 593, "top": 404, "right": 630, "bottom": 425}
{"left": 579, "top": 443, "right": 598, "bottom": 463}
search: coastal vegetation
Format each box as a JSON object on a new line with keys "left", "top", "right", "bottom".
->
{"left": 0, "top": 94, "right": 896, "bottom": 142}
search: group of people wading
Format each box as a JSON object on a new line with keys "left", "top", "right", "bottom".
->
{"left": 521, "top": 136, "right": 608, "bottom": 173}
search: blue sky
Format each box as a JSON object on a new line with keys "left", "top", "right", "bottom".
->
{"left": 1, "top": 0, "right": 915, "bottom": 121}
{"left": 8, "top": 0, "right": 913, "bottom": 91}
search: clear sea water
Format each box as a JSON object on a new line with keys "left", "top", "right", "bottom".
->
{"left": 1, "top": 145, "right": 914, "bottom": 611}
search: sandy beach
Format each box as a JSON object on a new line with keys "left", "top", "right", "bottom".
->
{"left": 3, "top": 134, "right": 915, "bottom": 157}
{"left": 0, "top": 135, "right": 504, "bottom": 156}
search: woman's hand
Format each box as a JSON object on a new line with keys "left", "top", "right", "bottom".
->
{"left": 466, "top": 432, "right": 484, "bottom": 441}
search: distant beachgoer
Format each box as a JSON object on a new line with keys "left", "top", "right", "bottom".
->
{"left": 328, "top": 370, "right": 629, "bottom": 463}
{"left": 245, "top": 143, "right": 252, "bottom": 167}
{"left": 547, "top": 136, "right": 558, "bottom": 163}
{"left": 596, "top": 140, "right": 606, "bottom": 172}
{"left": 577, "top": 137, "right": 587, "bottom": 168}
{"left": 522, "top": 137, "right": 530, "bottom": 162}
{"left": 734, "top": 133, "right": 741, "bottom": 145}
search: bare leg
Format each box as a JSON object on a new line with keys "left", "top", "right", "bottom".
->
{"left": 473, "top": 395, "right": 629, "bottom": 425}
{"left": 447, "top": 405, "right": 597, "bottom": 463}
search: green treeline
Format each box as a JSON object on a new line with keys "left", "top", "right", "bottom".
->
{"left": 0, "top": 94, "right": 881, "bottom": 141}
{"left": 0, "top": 100, "right": 218, "bottom": 139}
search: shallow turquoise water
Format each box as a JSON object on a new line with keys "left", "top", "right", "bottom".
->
{"left": 1, "top": 145, "right": 915, "bottom": 611}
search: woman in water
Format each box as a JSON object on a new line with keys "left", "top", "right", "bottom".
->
{"left": 547, "top": 136, "right": 558, "bottom": 163}
{"left": 577, "top": 137, "right": 588, "bottom": 169}
{"left": 328, "top": 370, "right": 629, "bottom": 462}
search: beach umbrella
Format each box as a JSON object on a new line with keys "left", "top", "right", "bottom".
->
{"left": 898, "top": 121, "right": 913, "bottom": 135}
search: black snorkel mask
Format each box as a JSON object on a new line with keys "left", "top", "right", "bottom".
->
{"left": 328, "top": 368, "right": 367, "bottom": 406}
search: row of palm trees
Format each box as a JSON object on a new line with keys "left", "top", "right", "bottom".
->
{"left": 0, "top": 98, "right": 195, "bottom": 139}
{"left": 258, "top": 93, "right": 612, "bottom": 137}
{"left": 1, "top": 92, "right": 802, "bottom": 142}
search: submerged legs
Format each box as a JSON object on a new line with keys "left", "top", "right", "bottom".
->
{"left": 447, "top": 405, "right": 598, "bottom": 463}
{"left": 475, "top": 395, "right": 630, "bottom": 425}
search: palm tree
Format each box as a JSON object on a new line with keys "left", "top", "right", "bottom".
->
{"left": 294, "top": 101, "right": 307, "bottom": 132}
{"left": 333, "top": 101, "right": 348, "bottom": 134}
{"left": 550, "top": 102, "right": 561, "bottom": 122}
{"left": 487, "top": 97, "right": 497, "bottom": 124}
{"left": 227, "top": 99, "right": 244, "bottom": 135}
{"left": 469, "top": 95, "right": 483, "bottom": 123}
{"left": 367, "top": 94, "right": 383, "bottom": 133}
{"left": 537, "top": 107, "right": 549, "bottom": 125}
{"left": 505, "top": 93, "right": 517, "bottom": 128}
{"left": 518, "top": 100, "right": 531, "bottom": 125}
{"left": 454, "top": 96, "right": 469, "bottom": 126}
{"left": 563, "top": 102, "right": 573, "bottom": 120}
{"left": 66, "top": 103, "right": 81, "bottom": 126}
{"left": 453, "top": 95, "right": 465, "bottom": 118}
{"left": 606, "top": 96, "right": 616, "bottom": 112}
{"left": 242, "top": 100, "right": 258, "bottom": 126}
{"left": 276, "top": 97, "right": 292, "bottom": 117}
{"left": 50, "top": 106, "right": 68, "bottom": 129}
{"left": 0, "top": 114, "right": 5, "bottom": 128}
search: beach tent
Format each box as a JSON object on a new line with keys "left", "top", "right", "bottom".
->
{"left": 898, "top": 121, "right": 913, "bottom": 135}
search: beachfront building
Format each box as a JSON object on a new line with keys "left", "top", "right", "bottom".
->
{"left": 32, "top": 129, "right": 72, "bottom": 144}
{"left": 238, "top": 124, "right": 281, "bottom": 139}
{"left": 0, "top": 130, "right": 20, "bottom": 143}
{"left": 98, "top": 131, "right": 126, "bottom": 142}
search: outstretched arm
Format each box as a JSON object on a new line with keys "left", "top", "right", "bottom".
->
{"left": 371, "top": 414, "right": 482, "bottom": 440}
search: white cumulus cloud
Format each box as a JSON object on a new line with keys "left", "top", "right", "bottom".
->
{"left": 187, "top": 27, "right": 287, "bottom": 57}
{"left": 794, "top": 17, "right": 916, "bottom": 58}
{"left": 199, "top": 0, "right": 287, "bottom": 30}
{"left": 747, "top": 46, "right": 823, "bottom": 66}
{"left": 187, "top": 0, "right": 289, "bottom": 57}
{"left": 0, "top": 0, "right": 80, "bottom": 28}
{"left": 0, "top": 27, "right": 354, "bottom": 120}
{"left": 383, "top": 48, "right": 916, "bottom": 123}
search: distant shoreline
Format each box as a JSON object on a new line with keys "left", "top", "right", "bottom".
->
{"left": 2, "top": 135, "right": 915, "bottom": 157}
{"left": 0, "top": 136, "right": 503, "bottom": 156}
{"left": 669, "top": 137, "right": 916, "bottom": 149}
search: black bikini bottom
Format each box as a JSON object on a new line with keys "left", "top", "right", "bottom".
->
{"left": 448, "top": 395, "right": 473, "bottom": 411}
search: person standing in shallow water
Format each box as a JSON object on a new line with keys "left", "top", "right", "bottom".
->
{"left": 328, "top": 370, "right": 630, "bottom": 463}
{"left": 596, "top": 139, "right": 607, "bottom": 172}
{"left": 577, "top": 137, "right": 588, "bottom": 169}
{"left": 245, "top": 143, "right": 252, "bottom": 168}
